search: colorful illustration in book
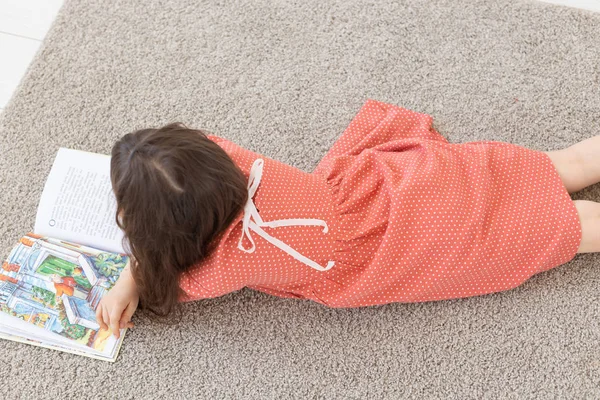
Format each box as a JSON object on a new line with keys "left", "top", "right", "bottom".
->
{"left": 0, "top": 234, "right": 129, "bottom": 351}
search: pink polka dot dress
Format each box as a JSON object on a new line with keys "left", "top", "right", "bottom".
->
{"left": 178, "top": 99, "right": 582, "bottom": 307}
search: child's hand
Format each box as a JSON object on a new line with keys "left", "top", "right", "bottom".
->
{"left": 95, "top": 266, "right": 139, "bottom": 339}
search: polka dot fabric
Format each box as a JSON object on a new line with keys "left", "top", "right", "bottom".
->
{"left": 178, "top": 99, "right": 582, "bottom": 307}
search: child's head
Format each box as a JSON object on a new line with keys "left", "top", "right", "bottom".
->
{"left": 110, "top": 123, "right": 248, "bottom": 318}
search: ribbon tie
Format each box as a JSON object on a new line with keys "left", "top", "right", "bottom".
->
{"left": 237, "top": 158, "right": 335, "bottom": 272}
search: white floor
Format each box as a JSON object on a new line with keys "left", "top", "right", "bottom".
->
{"left": 0, "top": 0, "right": 64, "bottom": 111}
{"left": 0, "top": 0, "right": 599, "bottom": 113}
{"left": 537, "top": 0, "right": 600, "bottom": 12}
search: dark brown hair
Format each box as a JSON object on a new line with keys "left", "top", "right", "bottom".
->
{"left": 110, "top": 123, "right": 248, "bottom": 320}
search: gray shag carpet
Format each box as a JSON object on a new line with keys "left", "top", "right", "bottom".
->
{"left": 1, "top": 0, "right": 600, "bottom": 398}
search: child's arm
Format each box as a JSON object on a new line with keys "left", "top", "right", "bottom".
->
{"left": 95, "top": 262, "right": 139, "bottom": 339}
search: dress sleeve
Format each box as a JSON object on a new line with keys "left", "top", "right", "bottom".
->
{"left": 206, "top": 134, "right": 225, "bottom": 143}
{"left": 177, "top": 272, "right": 215, "bottom": 302}
{"left": 313, "top": 99, "right": 448, "bottom": 175}
{"left": 177, "top": 266, "right": 235, "bottom": 303}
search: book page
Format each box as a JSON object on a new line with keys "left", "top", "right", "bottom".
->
{"left": 0, "top": 328, "right": 122, "bottom": 362}
{"left": 0, "top": 312, "right": 125, "bottom": 362}
{"left": 34, "top": 148, "right": 126, "bottom": 254}
{"left": 0, "top": 234, "right": 129, "bottom": 361}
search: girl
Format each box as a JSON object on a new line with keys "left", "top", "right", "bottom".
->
{"left": 97, "top": 99, "right": 599, "bottom": 339}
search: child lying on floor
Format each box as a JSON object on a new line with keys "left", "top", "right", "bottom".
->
{"left": 97, "top": 99, "right": 599, "bottom": 339}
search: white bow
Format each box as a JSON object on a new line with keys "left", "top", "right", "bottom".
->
{"left": 237, "top": 158, "right": 335, "bottom": 272}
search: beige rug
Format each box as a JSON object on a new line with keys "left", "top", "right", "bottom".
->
{"left": 1, "top": 0, "right": 600, "bottom": 397}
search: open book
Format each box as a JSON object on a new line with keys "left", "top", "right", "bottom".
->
{"left": 1, "top": 148, "right": 130, "bottom": 362}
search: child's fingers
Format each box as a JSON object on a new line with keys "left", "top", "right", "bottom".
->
{"left": 119, "top": 320, "right": 135, "bottom": 329}
{"left": 103, "top": 308, "right": 111, "bottom": 333}
{"left": 109, "top": 311, "right": 122, "bottom": 339}
{"left": 119, "top": 302, "right": 137, "bottom": 329}
{"left": 95, "top": 304, "right": 108, "bottom": 331}
{"left": 95, "top": 304, "right": 103, "bottom": 327}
